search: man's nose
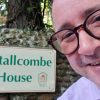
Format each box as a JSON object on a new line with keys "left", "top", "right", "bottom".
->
{"left": 78, "top": 30, "right": 100, "bottom": 55}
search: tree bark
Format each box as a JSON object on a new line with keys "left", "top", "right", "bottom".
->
{"left": 6, "top": 0, "right": 44, "bottom": 30}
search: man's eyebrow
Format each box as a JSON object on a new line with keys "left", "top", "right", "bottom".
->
{"left": 58, "top": 23, "right": 73, "bottom": 31}
{"left": 58, "top": 5, "right": 100, "bottom": 31}
{"left": 83, "top": 5, "right": 100, "bottom": 18}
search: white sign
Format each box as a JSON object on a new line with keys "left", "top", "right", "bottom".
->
{"left": 0, "top": 46, "right": 56, "bottom": 93}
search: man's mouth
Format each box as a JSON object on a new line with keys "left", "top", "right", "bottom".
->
{"left": 79, "top": 59, "right": 100, "bottom": 67}
{"left": 87, "top": 61, "right": 100, "bottom": 66}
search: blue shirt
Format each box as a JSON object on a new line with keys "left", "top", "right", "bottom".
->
{"left": 57, "top": 77, "right": 100, "bottom": 100}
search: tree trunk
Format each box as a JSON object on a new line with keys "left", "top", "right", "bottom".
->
{"left": 6, "top": 0, "right": 44, "bottom": 30}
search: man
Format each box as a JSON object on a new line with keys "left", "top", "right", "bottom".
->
{"left": 48, "top": 0, "right": 100, "bottom": 100}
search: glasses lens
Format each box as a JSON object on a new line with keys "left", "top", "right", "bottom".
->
{"left": 51, "top": 30, "right": 78, "bottom": 54}
{"left": 86, "top": 10, "right": 100, "bottom": 38}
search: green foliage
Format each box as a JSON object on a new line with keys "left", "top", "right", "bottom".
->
{"left": 41, "top": 0, "right": 52, "bottom": 28}
{"left": 0, "top": 0, "right": 8, "bottom": 16}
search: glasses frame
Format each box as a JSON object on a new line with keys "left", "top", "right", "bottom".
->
{"left": 48, "top": 9, "right": 100, "bottom": 55}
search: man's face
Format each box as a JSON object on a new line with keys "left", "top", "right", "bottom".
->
{"left": 52, "top": 0, "right": 100, "bottom": 87}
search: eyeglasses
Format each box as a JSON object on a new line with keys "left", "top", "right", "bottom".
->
{"left": 48, "top": 9, "right": 100, "bottom": 55}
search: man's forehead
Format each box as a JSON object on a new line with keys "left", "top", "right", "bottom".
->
{"left": 53, "top": 0, "right": 84, "bottom": 6}
{"left": 52, "top": 0, "right": 93, "bottom": 15}
{"left": 53, "top": 0, "right": 99, "bottom": 8}
{"left": 52, "top": 0, "right": 100, "bottom": 31}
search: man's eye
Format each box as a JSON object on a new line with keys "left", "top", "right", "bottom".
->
{"left": 62, "top": 32, "right": 73, "bottom": 40}
{"left": 93, "top": 16, "right": 100, "bottom": 23}
{"left": 62, "top": 34, "right": 76, "bottom": 42}
{"left": 88, "top": 15, "right": 100, "bottom": 27}
{"left": 90, "top": 16, "right": 100, "bottom": 27}
{"left": 95, "top": 16, "right": 100, "bottom": 21}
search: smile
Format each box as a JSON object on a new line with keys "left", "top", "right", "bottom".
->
{"left": 88, "top": 60, "right": 100, "bottom": 66}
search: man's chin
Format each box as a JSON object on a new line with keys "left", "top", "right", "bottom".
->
{"left": 88, "top": 64, "right": 100, "bottom": 75}
{"left": 86, "top": 65, "right": 100, "bottom": 88}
